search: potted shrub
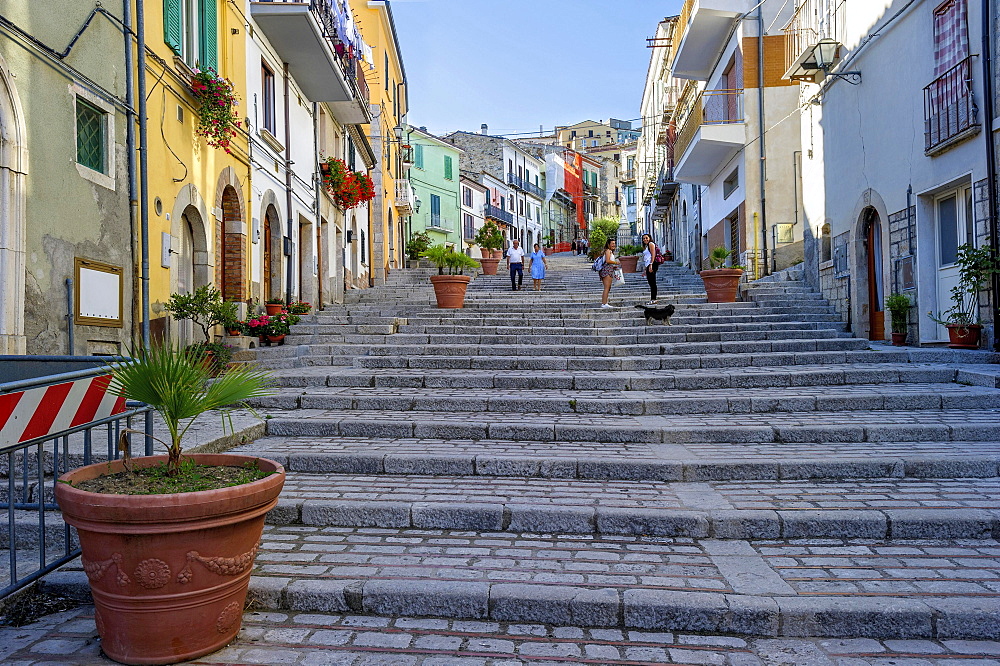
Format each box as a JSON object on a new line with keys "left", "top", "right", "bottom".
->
{"left": 217, "top": 301, "right": 242, "bottom": 337}
{"left": 406, "top": 231, "right": 432, "bottom": 268}
{"left": 246, "top": 311, "right": 300, "bottom": 346}
{"left": 54, "top": 344, "right": 283, "bottom": 665}
{"left": 422, "top": 244, "right": 480, "bottom": 308}
{"left": 886, "top": 293, "right": 912, "bottom": 346}
{"left": 264, "top": 298, "right": 285, "bottom": 316}
{"left": 700, "top": 246, "right": 744, "bottom": 303}
{"left": 929, "top": 243, "right": 1000, "bottom": 348}
{"left": 587, "top": 217, "right": 621, "bottom": 260}
{"left": 288, "top": 301, "right": 312, "bottom": 315}
{"left": 474, "top": 222, "right": 504, "bottom": 274}
{"left": 617, "top": 243, "right": 643, "bottom": 274}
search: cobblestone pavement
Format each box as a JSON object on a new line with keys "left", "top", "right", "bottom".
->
{"left": 4, "top": 605, "right": 1000, "bottom": 665}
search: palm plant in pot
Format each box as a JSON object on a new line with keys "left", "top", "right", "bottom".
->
{"left": 54, "top": 344, "right": 283, "bottom": 665}
{"left": 928, "top": 243, "right": 1000, "bottom": 348}
{"left": 700, "top": 246, "right": 744, "bottom": 303}
{"left": 422, "top": 244, "right": 480, "bottom": 308}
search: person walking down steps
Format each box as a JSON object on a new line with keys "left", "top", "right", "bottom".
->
{"left": 506, "top": 239, "right": 525, "bottom": 291}
{"left": 641, "top": 233, "right": 660, "bottom": 305}
{"left": 528, "top": 243, "right": 547, "bottom": 291}
{"left": 597, "top": 238, "right": 620, "bottom": 308}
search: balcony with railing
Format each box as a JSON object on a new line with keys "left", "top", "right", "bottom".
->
{"left": 671, "top": 0, "right": 746, "bottom": 81}
{"left": 673, "top": 87, "right": 745, "bottom": 185}
{"left": 250, "top": 0, "right": 371, "bottom": 124}
{"left": 783, "top": 0, "right": 844, "bottom": 81}
{"left": 924, "top": 57, "right": 980, "bottom": 156}
{"left": 523, "top": 180, "right": 544, "bottom": 198}
{"left": 622, "top": 168, "right": 637, "bottom": 183}
{"left": 484, "top": 203, "right": 514, "bottom": 225}
{"left": 506, "top": 172, "right": 525, "bottom": 191}
{"left": 394, "top": 179, "right": 415, "bottom": 214}
{"left": 427, "top": 215, "right": 454, "bottom": 234}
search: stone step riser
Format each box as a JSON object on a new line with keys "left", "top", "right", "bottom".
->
{"left": 251, "top": 391, "right": 1000, "bottom": 415}
{"left": 358, "top": 339, "right": 869, "bottom": 357}
{"left": 264, "top": 417, "right": 1000, "bottom": 445}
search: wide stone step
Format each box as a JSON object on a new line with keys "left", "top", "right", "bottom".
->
{"left": 262, "top": 408, "right": 1000, "bottom": 443}
{"left": 251, "top": 383, "right": 1000, "bottom": 416}
{"left": 233, "top": 435, "right": 1000, "bottom": 482}
{"left": 266, "top": 363, "right": 961, "bottom": 390}
{"left": 660, "top": 338, "right": 870, "bottom": 355}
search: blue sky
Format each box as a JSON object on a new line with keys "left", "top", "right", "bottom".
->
{"left": 390, "top": 0, "right": 685, "bottom": 138}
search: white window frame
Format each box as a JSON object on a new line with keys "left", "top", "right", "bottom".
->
{"left": 72, "top": 84, "right": 116, "bottom": 190}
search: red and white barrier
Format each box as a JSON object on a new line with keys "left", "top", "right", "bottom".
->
{"left": 0, "top": 374, "right": 128, "bottom": 449}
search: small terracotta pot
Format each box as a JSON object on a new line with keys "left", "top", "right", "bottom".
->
{"left": 226, "top": 328, "right": 241, "bottom": 337}
{"left": 699, "top": 268, "right": 744, "bottom": 303}
{"left": 55, "top": 454, "right": 285, "bottom": 665}
{"left": 946, "top": 323, "right": 982, "bottom": 349}
{"left": 266, "top": 334, "right": 286, "bottom": 345}
{"left": 491, "top": 250, "right": 503, "bottom": 259}
{"left": 890, "top": 331, "right": 907, "bottom": 346}
{"left": 430, "top": 274, "right": 471, "bottom": 309}
{"left": 619, "top": 255, "right": 640, "bottom": 274}
{"left": 479, "top": 258, "right": 500, "bottom": 275}
{"left": 264, "top": 303, "right": 283, "bottom": 316}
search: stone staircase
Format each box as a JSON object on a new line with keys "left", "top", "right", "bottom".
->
{"left": 48, "top": 253, "right": 1000, "bottom": 645}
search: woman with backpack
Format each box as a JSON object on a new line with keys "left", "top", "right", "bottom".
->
{"left": 640, "top": 233, "right": 661, "bottom": 305}
{"left": 596, "top": 238, "right": 620, "bottom": 308}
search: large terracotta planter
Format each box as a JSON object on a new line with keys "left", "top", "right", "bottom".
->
{"left": 700, "top": 268, "right": 744, "bottom": 303}
{"left": 491, "top": 250, "right": 503, "bottom": 259}
{"left": 946, "top": 323, "right": 982, "bottom": 349}
{"left": 619, "top": 255, "right": 640, "bottom": 274}
{"left": 479, "top": 258, "right": 500, "bottom": 275}
{"left": 430, "top": 274, "right": 471, "bottom": 309}
{"left": 55, "top": 454, "right": 285, "bottom": 665}
{"left": 480, "top": 248, "right": 490, "bottom": 258}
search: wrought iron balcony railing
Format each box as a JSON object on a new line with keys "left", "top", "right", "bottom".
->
{"left": 524, "top": 181, "right": 544, "bottom": 198}
{"left": 484, "top": 203, "right": 514, "bottom": 225}
{"left": 924, "top": 56, "right": 980, "bottom": 154}
{"left": 673, "top": 87, "right": 744, "bottom": 162}
{"left": 506, "top": 172, "right": 525, "bottom": 191}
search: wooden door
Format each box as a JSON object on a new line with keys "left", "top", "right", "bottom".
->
{"left": 865, "top": 209, "right": 885, "bottom": 341}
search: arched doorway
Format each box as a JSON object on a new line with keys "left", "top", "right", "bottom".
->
{"left": 263, "top": 204, "right": 282, "bottom": 302}
{"left": 318, "top": 218, "right": 328, "bottom": 306}
{"left": 176, "top": 209, "right": 197, "bottom": 345}
{"left": 862, "top": 207, "right": 885, "bottom": 341}
{"left": 218, "top": 185, "right": 245, "bottom": 301}
{"left": 299, "top": 217, "right": 314, "bottom": 305}
{"left": 0, "top": 55, "right": 26, "bottom": 354}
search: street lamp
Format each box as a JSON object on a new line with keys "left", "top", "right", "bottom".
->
{"left": 810, "top": 39, "right": 862, "bottom": 85}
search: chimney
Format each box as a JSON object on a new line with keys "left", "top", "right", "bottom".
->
{"left": 419, "top": 126, "right": 427, "bottom": 132}
{"left": 481, "top": 123, "right": 488, "bottom": 135}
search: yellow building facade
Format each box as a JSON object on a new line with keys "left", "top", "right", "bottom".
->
{"left": 144, "top": 0, "right": 252, "bottom": 343}
{"left": 350, "top": 0, "right": 408, "bottom": 284}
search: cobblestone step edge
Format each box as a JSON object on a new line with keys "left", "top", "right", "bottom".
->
{"left": 39, "top": 557, "right": 1000, "bottom": 641}
{"left": 243, "top": 449, "right": 1000, "bottom": 482}
{"left": 266, "top": 499, "right": 1000, "bottom": 542}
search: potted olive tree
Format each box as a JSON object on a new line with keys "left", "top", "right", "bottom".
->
{"left": 886, "top": 293, "right": 912, "bottom": 346}
{"left": 929, "top": 243, "right": 1000, "bottom": 348}
{"left": 423, "top": 244, "right": 480, "bottom": 308}
{"left": 54, "top": 345, "right": 283, "bottom": 665}
{"left": 700, "top": 246, "right": 744, "bottom": 303}
{"left": 474, "top": 222, "right": 504, "bottom": 274}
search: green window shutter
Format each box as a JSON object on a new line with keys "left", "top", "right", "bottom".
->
{"left": 163, "top": 0, "right": 182, "bottom": 55}
{"left": 415, "top": 144, "right": 424, "bottom": 169}
{"left": 199, "top": 0, "right": 218, "bottom": 71}
{"left": 444, "top": 156, "right": 453, "bottom": 180}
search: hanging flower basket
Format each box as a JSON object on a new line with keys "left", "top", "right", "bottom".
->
{"left": 191, "top": 68, "right": 241, "bottom": 154}
{"left": 320, "top": 157, "right": 376, "bottom": 209}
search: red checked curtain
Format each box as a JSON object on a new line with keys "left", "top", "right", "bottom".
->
{"left": 933, "top": 0, "right": 969, "bottom": 77}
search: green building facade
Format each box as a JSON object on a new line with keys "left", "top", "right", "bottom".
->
{"left": 406, "top": 126, "right": 463, "bottom": 248}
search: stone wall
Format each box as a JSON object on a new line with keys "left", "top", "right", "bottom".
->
{"left": 819, "top": 231, "right": 850, "bottom": 322}
{"left": 445, "top": 133, "right": 504, "bottom": 182}
{"left": 887, "top": 205, "right": 918, "bottom": 341}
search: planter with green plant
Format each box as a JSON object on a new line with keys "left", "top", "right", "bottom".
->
{"left": 288, "top": 301, "right": 312, "bottom": 315}
{"left": 264, "top": 298, "right": 285, "bottom": 316}
{"left": 617, "top": 243, "right": 643, "bottom": 274}
{"left": 475, "top": 221, "right": 505, "bottom": 261}
{"left": 587, "top": 217, "right": 622, "bottom": 260}
{"left": 700, "top": 246, "right": 744, "bottom": 303}
{"left": 54, "top": 344, "right": 282, "bottom": 665}
{"left": 886, "top": 293, "right": 912, "bottom": 346}
{"left": 406, "top": 231, "right": 432, "bottom": 266}
{"left": 928, "top": 243, "right": 1000, "bottom": 348}
{"left": 422, "top": 244, "right": 480, "bottom": 308}
{"left": 164, "top": 287, "right": 241, "bottom": 363}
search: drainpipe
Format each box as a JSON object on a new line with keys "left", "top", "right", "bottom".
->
{"left": 757, "top": 5, "right": 770, "bottom": 276}
{"left": 66, "top": 278, "right": 75, "bottom": 354}
{"left": 122, "top": 0, "right": 139, "bottom": 345}
{"left": 283, "top": 63, "right": 294, "bottom": 305}
{"left": 981, "top": 0, "right": 1000, "bottom": 351}
{"left": 312, "top": 102, "right": 322, "bottom": 306}
{"left": 136, "top": 0, "right": 150, "bottom": 347}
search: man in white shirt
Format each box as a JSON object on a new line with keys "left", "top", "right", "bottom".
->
{"left": 506, "top": 239, "right": 525, "bottom": 291}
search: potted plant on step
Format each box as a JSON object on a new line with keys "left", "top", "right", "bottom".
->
{"left": 700, "top": 246, "right": 744, "bottom": 303}
{"left": 474, "top": 222, "right": 504, "bottom": 274}
{"left": 264, "top": 298, "right": 285, "bottom": 316}
{"left": 165, "top": 286, "right": 237, "bottom": 367}
{"left": 54, "top": 344, "right": 282, "bottom": 665}
{"left": 406, "top": 231, "right": 431, "bottom": 268}
{"left": 929, "top": 243, "right": 1000, "bottom": 348}
{"left": 288, "top": 300, "right": 312, "bottom": 315}
{"left": 422, "top": 244, "right": 480, "bottom": 308}
{"left": 617, "top": 244, "right": 643, "bottom": 274}
{"left": 886, "top": 293, "right": 912, "bottom": 346}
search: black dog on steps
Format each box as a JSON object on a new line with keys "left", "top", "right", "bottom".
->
{"left": 634, "top": 303, "right": 675, "bottom": 326}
